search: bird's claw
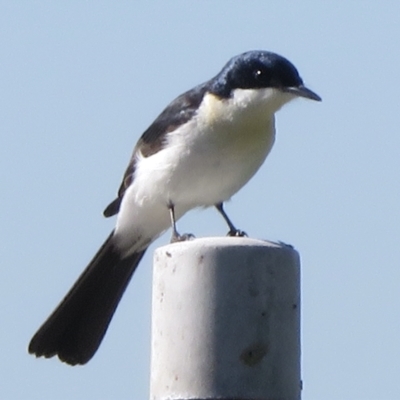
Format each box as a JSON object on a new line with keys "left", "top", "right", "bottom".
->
{"left": 227, "top": 229, "right": 248, "bottom": 237}
{"left": 274, "top": 240, "right": 294, "bottom": 249}
{"left": 170, "top": 233, "right": 196, "bottom": 243}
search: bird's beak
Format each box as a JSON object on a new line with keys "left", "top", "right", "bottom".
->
{"left": 282, "top": 85, "right": 322, "bottom": 101}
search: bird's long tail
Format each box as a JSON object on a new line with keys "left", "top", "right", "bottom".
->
{"left": 28, "top": 231, "right": 146, "bottom": 365}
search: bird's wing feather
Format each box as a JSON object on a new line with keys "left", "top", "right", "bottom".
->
{"left": 103, "top": 83, "right": 208, "bottom": 217}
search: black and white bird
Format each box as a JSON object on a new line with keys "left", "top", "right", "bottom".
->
{"left": 29, "top": 50, "right": 321, "bottom": 365}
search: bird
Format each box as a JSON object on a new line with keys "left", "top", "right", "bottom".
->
{"left": 28, "top": 50, "right": 321, "bottom": 365}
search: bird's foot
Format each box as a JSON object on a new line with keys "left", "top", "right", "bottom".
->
{"left": 227, "top": 229, "right": 248, "bottom": 237}
{"left": 170, "top": 233, "right": 196, "bottom": 243}
{"left": 271, "top": 240, "right": 294, "bottom": 249}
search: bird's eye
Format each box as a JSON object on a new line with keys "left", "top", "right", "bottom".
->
{"left": 254, "top": 69, "right": 263, "bottom": 79}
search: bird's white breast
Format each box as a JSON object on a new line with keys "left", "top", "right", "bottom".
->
{"left": 158, "top": 88, "right": 283, "bottom": 207}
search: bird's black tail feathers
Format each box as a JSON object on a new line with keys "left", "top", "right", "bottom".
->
{"left": 28, "top": 232, "right": 146, "bottom": 365}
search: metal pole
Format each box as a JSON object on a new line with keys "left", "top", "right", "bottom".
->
{"left": 150, "top": 237, "right": 301, "bottom": 400}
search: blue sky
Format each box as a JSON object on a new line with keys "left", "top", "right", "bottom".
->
{"left": 1, "top": 2, "right": 400, "bottom": 399}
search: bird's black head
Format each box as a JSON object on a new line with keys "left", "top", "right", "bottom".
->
{"left": 209, "top": 50, "right": 321, "bottom": 101}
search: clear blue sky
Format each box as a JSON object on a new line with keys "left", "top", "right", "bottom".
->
{"left": 1, "top": 2, "right": 400, "bottom": 399}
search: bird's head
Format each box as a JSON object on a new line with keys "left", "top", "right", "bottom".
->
{"left": 208, "top": 50, "right": 321, "bottom": 113}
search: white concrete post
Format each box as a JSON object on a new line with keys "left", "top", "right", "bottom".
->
{"left": 150, "top": 237, "right": 301, "bottom": 400}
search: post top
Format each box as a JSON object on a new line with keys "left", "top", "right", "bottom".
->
{"left": 155, "top": 236, "right": 295, "bottom": 254}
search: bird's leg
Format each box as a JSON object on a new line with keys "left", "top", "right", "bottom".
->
{"left": 215, "top": 202, "right": 247, "bottom": 237}
{"left": 168, "top": 203, "right": 195, "bottom": 243}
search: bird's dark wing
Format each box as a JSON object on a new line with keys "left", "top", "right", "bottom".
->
{"left": 103, "top": 83, "right": 208, "bottom": 217}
